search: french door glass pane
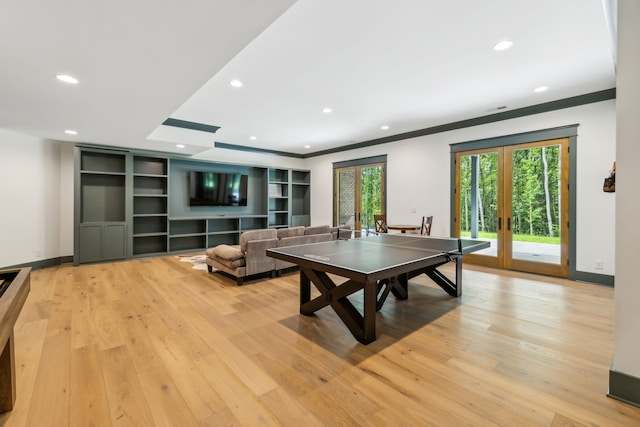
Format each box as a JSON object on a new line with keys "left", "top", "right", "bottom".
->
{"left": 459, "top": 152, "right": 498, "bottom": 257}
{"left": 510, "top": 145, "right": 561, "bottom": 264}
{"left": 359, "top": 165, "right": 383, "bottom": 233}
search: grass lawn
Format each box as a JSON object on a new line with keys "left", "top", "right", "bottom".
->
{"left": 460, "top": 231, "right": 560, "bottom": 245}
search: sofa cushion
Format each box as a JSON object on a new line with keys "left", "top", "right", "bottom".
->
{"left": 305, "top": 225, "right": 331, "bottom": 235}
{"left": 277, "top": 235, "right": 308, "bottom": 247}
{"left": 240, "top": 228, "right": 278, "bottom": 252}
{"left": 277, "top": 226, "right": 305, "bottom": 239}
{"left": 331, "top": 226, "right": 352, "bottom": 239}
{"left": 215, "top": 257, "right": 246, "bottom": 269}
{"left": 208, "top": 244, "right": 244, "bottom": 261}
{"left": 303, "top": 233, "right": 333, "bottom": 244}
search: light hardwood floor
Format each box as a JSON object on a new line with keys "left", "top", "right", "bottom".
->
{"left": 1, "top": 256, "right": 639, "bottom": 426}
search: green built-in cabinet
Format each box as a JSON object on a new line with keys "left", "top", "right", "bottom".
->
{"left": 76, "top": 150, "right": 127, "bottom": 264}
{"left": 132, "top": 156, "right": 169, "bottom": 256}
{"left": 291, "top": 169, "right": 311, "bottom": 227}
{"left": 74, "top": 148, "right": 311, "bottom": 264}
{"left": 267, "top": 168, "right": 311, "bottom": 228}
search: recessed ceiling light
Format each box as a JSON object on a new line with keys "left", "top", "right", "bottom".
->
{"left": 176, "top": 144, "right": 185, "bottom": 148}
{"left": 304, "top": 145, "right": 311, "bottom": 149}
{"left": 322, "top": 107, "right": 333, "bottom": 114}
{"left": 230, "top": 79, "right": 243, "bottom": 87}
{"left": 493, "top": 40, "right": 514, "bottom": 51}
{"left": 534, "top": 86, "right": 549, "bottom": 93}
{"left": 381, "top": 125, "right": 389, "bottom": 130}
{"left": 64, "top": 129, "right": 78, "bottom": 135}
{"left": 56, "top": 74, "right": 78, "bottom": 84}
{"left": 249, "top": 136, "right": 257, "bottom": 140}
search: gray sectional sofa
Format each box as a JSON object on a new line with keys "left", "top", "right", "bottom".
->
{"left": 205, "top": 225, "right": 350, "bottom": 285}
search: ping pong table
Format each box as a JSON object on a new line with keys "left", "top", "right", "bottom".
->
{"left": 266, "top": 234, "right": 489, "bottom": 344}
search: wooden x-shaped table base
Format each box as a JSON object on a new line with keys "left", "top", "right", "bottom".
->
{"left": 298, "top": 256, "right": 460, "bottom": 344}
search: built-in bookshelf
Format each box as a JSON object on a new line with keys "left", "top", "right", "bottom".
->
{"left": 74, "top": 147, "right": 311, "bottom": 264}
{"left": 76, "top": 150, "right": 127, "bottom": 264}
{"left": 268, "top": 168, "right": 290, "bottom": 228}
{"left": 166, "top": 215, "right": 270, "bottom": 253}
{"left": 291, "top": 169, "right": 311, "bottom": 227}
{"left": 132, "top": 156, "right": 168, "bottom": 256}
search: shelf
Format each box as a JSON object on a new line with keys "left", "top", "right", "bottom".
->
{"left": 269, "top": 197, "right": 288, "bottom": 212}
{"left": 133, "top": 235, "right": 167, "bottom": 255}
{"left": 169, "top": 235, "right": 206, "bottom": 252}
{"left": 134, "top": 156, "right": 167, "bottom": 175}
{"left": 291, "top": 170, "right": 310, "bottom": 184}
{"left": 268, "top": 168, "right": 289, "bottom": 183}
{"left": 268, "top": 212, "right": 289, "bottom": 228}
{"left": 240, "top": 216, "right": 268, "bottom": 231}
{"left": 81, "top": 151, "right": 126, "bottom": 174}
{"left": 291, "top": 184, "right": 310, "bottom": 216}
{"left": 133, "top": 196, "right": 167, "bottom": 215}
{"left": 134, "top": 175, "right": 167, "bottom": 195}
{"left": 81, "top": 170, "right": 126, "bottom": 176}
{"left": 291, "top": 215, "right": 310, "bottom": 227}
{"left": 207, "top": 233, "right": 240, "bottom": 247}
{"left": 268, "top": 183, "right": 289, "bottom": 198}
{"left": 133, "top": 213, "right": 168, "bottom": 217}
{"left": 133, "top": 232, "right": 168, "bottom": 238}
{"left": 133, "top": 216, "right": 167, "bottom": 235}
{"left": 170, "top": 219, "right": 206, "bottom": 236}
{"left": 207, "top": 217, "right": 239, "bottom": 233}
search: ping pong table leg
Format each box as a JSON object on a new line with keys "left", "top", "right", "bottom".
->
{"left": 300, "top": 269, "right": 311, "bottom": 308}
{"left": 454, "top": 255, "right": 462, "bottom": 297}
{"left": 414, "top": 255, "right": 462, "bottom": 297}
{"left": 298, "top": 268, "right": 377, "bottom": 344}
{"left": 362, "top": 281, "right": 377, "bottom": 343}
{"left": 390, "top": 273, "right": 409, "bottom": 300}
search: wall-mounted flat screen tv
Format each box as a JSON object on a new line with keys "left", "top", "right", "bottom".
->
{"left": 188, "top": 171, "right": 248, "bottom": 206}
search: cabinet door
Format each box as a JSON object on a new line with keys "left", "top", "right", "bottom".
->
{"left": 78, "top": 223, "right": 127, "bottom": 263}
{"left": 79, "top": 224, "right": 104, "bottom": 264}
{"left": 103, "top": 224, "right": 127, "bottom": 261}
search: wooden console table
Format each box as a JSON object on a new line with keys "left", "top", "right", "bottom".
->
{"left": 0, "top": 267, "right": 31, "bottom": 413}
{"left": 387, "top": 224, "right": 420, "bottom": 233}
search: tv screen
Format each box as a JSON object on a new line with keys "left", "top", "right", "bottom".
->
{"left": 188, "top": 171, "right": 248, "bottom": 206}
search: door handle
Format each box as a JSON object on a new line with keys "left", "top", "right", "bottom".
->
{"left": 498, "top": 217, "right": 502, "bottom": 230}
{"left": 507, "top": 217, "right": 511, "bottom": 231}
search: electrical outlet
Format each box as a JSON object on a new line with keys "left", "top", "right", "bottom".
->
{"left": 35, "top": 250, "right": 42, "bottom": 258}
{"left": 595, "top": 259, "right": 604, "bottom": 270}
{"left": 411, "top": 207, "right": 417, "bottom": 213}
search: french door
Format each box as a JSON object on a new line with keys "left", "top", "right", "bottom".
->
{"left": 334, "top": 162, "right": 385, "bottom": 236}
{"left": 455, "top": 138, "right": 569, "bottom": 277}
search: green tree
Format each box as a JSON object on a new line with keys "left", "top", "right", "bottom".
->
{"left": 360, "top": 166, "right": 382, "bottom": 228}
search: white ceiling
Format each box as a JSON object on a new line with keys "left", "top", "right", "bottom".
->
{"left": 0, "top": 0, "right": 616, "bottom": 157}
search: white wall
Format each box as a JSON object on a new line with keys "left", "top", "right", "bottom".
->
{"left": 0, "top": 100, "right": 616, "bottom": 276}
{"left": 614, "top": 0, "right": 640, "bottom": 379}
{"left": 0, "top": 129, "right": 74, "bottom": 267}
{"left": 305, "top": 100, "right": 616, "bottom": 276}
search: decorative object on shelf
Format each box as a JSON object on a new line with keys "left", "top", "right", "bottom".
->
{"left": 268, "top": 183, "right": 283, "bottom": 197}
{"left": 603, "top": 161, "right": 616, "bottom": 193}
